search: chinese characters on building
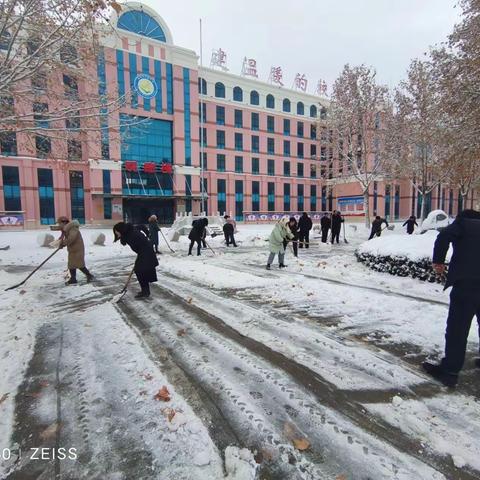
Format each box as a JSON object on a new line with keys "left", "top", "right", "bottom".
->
{"left": 210, "top": 48, "right": 228, "bottom": 71}
{"left": 269, "top": 66, "right": 284, "bottom": 86}
{"left": 315, "top": 79, "right": 328, "bottom": 96}
{"left": 294, "top": 73, "right": 308, "bottom": 92}
{"left": 241, "top": 57, "right": 258, "bottom": 78}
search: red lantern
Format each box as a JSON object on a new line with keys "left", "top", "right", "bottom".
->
{"left": 161, "top": 163, "right": 173, "bottom": 174}
{"left": 125, "top": 161, "right": 138, "bottom": 172}
{"left": 143, "top": 162, "right": 156, "bottom": 173}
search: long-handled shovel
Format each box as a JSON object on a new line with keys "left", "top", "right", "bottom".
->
{"left": 5, "top": 247, "right": 62, "bottom": 291}
{"left": 204, "top": 239, "right": 216, "bottom": 256}
{"left": 343, "top": 223, "right": 349, "bottom": 244}
{"left": 112, "top": 265, "right": 135, "bottom": 303}
{"left": 159, "top": 228, "right": 175, "bottom": 253}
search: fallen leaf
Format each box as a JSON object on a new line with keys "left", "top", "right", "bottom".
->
{"left": 187, "top": 297, "right": 193, "bottom": 304}
{"left": 19, "top": 290, "right": 26, "bottom": 295}
{"left": 162, "top": 407, "right": 176, "bottom": 422}
{"left": 177, "top": 329, "right": 186, "bottom": 337}
{"left": 40, "top": 422, "right": 61, "bottom": 441}
{"left": 139, "top": 390, "right": 147, "bottom": 396}
{"left": 336, "top": 476, "right": 347, "bottom": 480}
{"left": 110, "top": 1, "right": 123, "bottom": 14}
{"left": 0, "top": 393, "right": 9, "bottom": 405}
{"left": 292, "top": 438, "right": 310, "bottom": 451}
{"left": 154, "top": 386, "right": 171, "bottom": 402}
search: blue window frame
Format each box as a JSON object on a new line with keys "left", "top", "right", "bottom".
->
{"left": 250, "top": 90, "right": 259, "bottom": 105}
{"left": 283, "top": 161, "right": 290, "bottom": 177}
{"left": 283, "top": 98, "right": 291, "bottom": 113}
{"left": 38, "top": 168, "right": 55, "bottom": 224}
{"left": 166, "top": 63, "right": 173, "bottom": 114}
{"left": 217, "top": 130, "right": 225, "bottom": 149}
{"left": 199, "top": 102, "right": 207, "bottom": 123}
{"left": 0, "top": 132, "right": 17, "bottom": 156}
{"left": 252, "top": 157, "right": 259, "bottom": 174}
{"left": 216, "top": 105, "right": 225, "bottom": 125}
{"left": 310, "top": 124, "right": 316, "bottom": 139}
{"left": 268, "top": 159, "right": 275, "bottom": 176}
{"left": 297, "top": 122, "right": 304, "bottom": 137}
{"left": 298, "top": 184, "right": 304, "bottom": 211}
{"left": 320, "top": 107, "right": 327, "bottom": 120}
{"left": 373, "top": 181, "right": 378, "bottom": 212}
{"left": 252, "top": 181, "right": 260, "bottom": 211}
{"left": 266, "top": 94, "right": 275, "bottom": 109}
{"left": 268, "top": 182, "right": 275, "bottom": 211}
{"left": 310, "top": 144, "right": 317, "bottom": 158}
{"left": 267, "top": 115, "right": 274, "bottom": 133}
{"left": 252, "top": 135, "right": 259, "bottom": 153}
{"left": 394, "top": 185, "right": 400, "bottom": 219}
{"left": 217, "top": 154, "right": 226, "bottom": 172}
{"left": 251, "top": 112, "right": 259, "bottom": 131}
{"left": 116, "top": 50, "right": 126, "bottom": 98}
{"left": 235, "top": 180, "right": 243, "bottom": 221}
{"left": 283, "top": 118, "right": 290, "bottom": 136}
{"left": 385, "top": 184, "right": 391, "bottom": 220}
{"left": 283, "top": 140, "right": 290, "bottom": 157}
{"left": 103, "top": 168, "right": 112, "bottom": 219}
{"left": 183, "top": 68, "right": 191, "bottom": 165}
{"left": 322, "top": 186, "right": 327, "bottom": 211}
{"left": 154, "top": 60, "right": 163, "bottom": 112}
{"left": 217, "top": 179, "right": 226, "bottom": 214}
{"left": 215, "top": 82, "right": 225, "bottom": 98}
{"left": 142, "top": 56, "right": 151, "bottom": 111}
{"left": 283, "top": 183, "right": 290, "bottom": 211}
{"left": 2, "top": 166, "right": 21, "bottom": 211}
{"left": 297, "top": 102, "right": 304, "bottom": 115}
{"left": 199, "top": 127, "right": 207, "bottom": 147}
{"left": 233, "top": 86, "right": 243, "bottom": 101}
{"left": 128, "top": 53, "right": 138, "bottom": 108}
{"left": 198, "top": 77, "right": 207, "bottom": 95}
{"left": 310, "top": 185, "right": 317, "bottom": 211}
{"left": 267, "top": 138, "right": 275, "bottom": 155}
{"left": 117, "top": 10, "right": 166, "bottom": 42}
{"left": 234, "top": 109, "right": 243, "bottom": 128}
{"left": 103, "top": 169, "right": 111, "bottom": 194}
{"left": 310, "top": 105, "right": 317, "bottom": 118}
{"left": 69, "top": 171, "right": 85, "bottom": 224}
{"left": 297, "top": 162, "right": 304, "bottom": 177}
{"left": 235, "top": 133, "right": 243, "bottom": 151}
{"left": 297, "top": 142, "right": 304, "bottom": 159}
{"left": 235, "top": 156, "right": 243, "bottom": 173}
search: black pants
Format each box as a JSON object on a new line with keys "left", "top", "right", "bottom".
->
{"left": 69, "top": 267, "right": 91, "bottom": 280}
{"left": 283, "top": 239, "right": 298, "bottom": 257}
{"left": 150, "top": 239, "right": 159, "bottom": 252}
{"left": 188, "top": 239, "right": 202, "bottom": 255}
{"left": 224, "top": 232, "right": 237, "bottom": 246}
{"left": 441, "top": 282, "right": 480, "bottom": 374}
{"left": 298, "top": 231, "right": 309, "bottom": 248}
{"left": 138, "top": 277, "right": 150, "bottom": 295}
{"left": 321, "top": 228, "right": 329, "bottom": 243}
{"left": 331, "top": 229, "right": 340, "bottom": 243}
{"left": 368, "top": 229, "right": 381, "bottom": 240}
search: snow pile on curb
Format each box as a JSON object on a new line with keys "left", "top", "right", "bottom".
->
{"left": 225, "top": 446, "right": 258, "bottom": 480}
{"left": 355, "top": 231, "right": 451, "bottom": 283}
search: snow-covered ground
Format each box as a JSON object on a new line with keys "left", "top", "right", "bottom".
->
{"left": 1, "top": 223, "right": 479, "bottom": 479}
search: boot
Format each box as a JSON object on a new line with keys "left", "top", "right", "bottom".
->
{"left": 266, "top": 264, "right": 271, "bottom": 270}
{"left": 66, "top": 269, "right": 77, "bottom": 285}
{"left": 279, "top": 264, "right": 287, "bottom": 268}
{"left": 422, "top": 361, "right": 458, "bottom": 388}
{"left": 134, "top": 291, "right": 150, "bottom": 299}
{"left": 80, "top": 267, "right": 94, "bottom": 283}
{"left": 474, "top": 358, "right": 480, "bottom": 368}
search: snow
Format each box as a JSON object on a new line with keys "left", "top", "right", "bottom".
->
{"left": 225, "top": 446, "right": 258, "bottom": 480}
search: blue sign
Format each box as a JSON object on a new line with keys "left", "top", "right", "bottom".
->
{"left": 338, "top": 196, "right": 364, "bottom": 206}
{"left": 134, "top": 74, "right": 158, "bottom": 99}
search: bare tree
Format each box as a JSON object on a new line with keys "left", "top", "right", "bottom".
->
{"left": 319, "top": 64, "right": 390, "bottom": 227}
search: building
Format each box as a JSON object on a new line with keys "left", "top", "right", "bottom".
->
{"left": 0, "top": 2, "right": 476, "bottom": 229}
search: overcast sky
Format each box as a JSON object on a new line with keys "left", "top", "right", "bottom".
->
{"left": 141, "top": 0, "right": 460, "bottom": 93}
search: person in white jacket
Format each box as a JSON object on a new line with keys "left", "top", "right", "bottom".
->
{"left": 266, "top": 217, "right": 294, "bottom": 270}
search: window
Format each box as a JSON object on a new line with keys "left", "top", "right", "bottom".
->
{"left": 67, "top": 140, "right": 82, "bottom": 161}
{"left": 0, "top": 96, "right": 14, "bottom": 118}
{"left": 60, "top": 44, "right": 78, "bottom": 65}
{"left": 233, "top": 86, "right": 243, "bottom": 101}
{"left": 70, "top": 171, "right": 85, "bottom": 223}
{"left": 310, "top": 144, "right": 317, "bottom": 158}
{"left": 310, "top": 164, "right": 317, "bottom": 178}
{"left": 252, "top": 157, "right": 259, "bottom": 174}
{"left": 297, "top": 122, "right": 304, "bottom": 138}
{"left": 215, "top": 82, "right": 225, "bottom": 98}
{"left": 322, "top": 186, "right": 327, "bottom": 210}
{"left": 216, "top": 130, "right": 226, "bottom": 149}
{"left": 297, "top": 184, "right": 304, "bottom": 211}
{"left": 0, "top": 30, "right": 11, "bottom": 50}
{"left": 267, "top": 138, "right": 275, "bottom": 155}
{"left": 283, "top": 140, "right": 290, "bottom": 157}
{"left": 268, "top": 159, "right": 275, "bottom": 176}
{"left": 250, "top": 90, "right": 259, "bottom": 105}
{"left": 2, "top": 166, "right": 21, "bottom": 211}
{"left": 283, "top": 119, "right": 290, "bottom": 136}
{"left": 199, "top": 102, "right": 207, "bottom": 123}
{"left": 284, "top": 183, "right": 290, "bottom": 211}
{"left": 27, "top": 37, "right": 40, "bottom": 56}
{"left": 251, "top": 112, "right": 259, "bottom": 131}
{"left": 320, "top": 107, "right": 327, "bottom": 120}
{"left": 235, "top": 156, "right": 243, "bottom": 173}
{"left": 266, "top": 94, "right": 275, "bottom": 109}
{"left": 32, "top": 72, "right": 47, "bottom": 93}
{"left": 235, "top": 180, "right": 243, "bottom": 221}
{"left": 310, "top": 105, "right": 317, "bottom": 118}
{"left": 267, "top": 115, "right": 275, "bottom": 133}
{"left": 200, "top": 152, "right": 207, "bottom": 170}
{"left": 38, "top": 168, "right": 55, "bottom": 224}
{"left": 297, "top": 142, "right": 304, "bottom": 158}
{"left": 217, "top": 154, "right": 226, "bottom": 172}
{"left": 283, "top": 161, "right": 290, "bottom": 177}
{"left": 310, "top": 124, "right": 316, "bottom": 140}
{"left": 235, "top": 132, "right": 243, "bottom": 151}
{"left": 33, "top": 102, "right": 49, "bottom": 128}
{"left": 375, "top": 112, "right": 381, "bottom": 129}
{"left": 297, "top": 102, "right": 304, "bottom": 115}
{"left": 283, "top": 98, "right": 291, "bottom": 112}
{"left": 0, "top": 132, "right": 17, "bottom": 156}
{"left": 234, "top": 109, "right": 243, "bottom": 128}
{"left": 217, "top": 179, "right": 226, "bottom": 214}
{"left": 63, "top": 74, "right": 78, "bottom": 100}
{"left": 216, "top": 105, "right": 225, "bottom": 125}
{"left": 310, "top": 185, "right": 317, "bottom": 211}
{"left": 252, "top": 181, "right": 260, "bottom": 211}
{"left": 103, "top": 170, "right": 112, "bottom": 219}
{"left": 36, "top": 135, "right": 51, "bottom": 158}
{"left": 198, "top": 78, "right": 207, "bottom": 95}
{"left": 118, "top": 10, "right": 166, "bottom": 41}
{"left": 320, "top": 146, "right": 327, "bottom": 161}
{"left": 199, "top": 127, "right": 207, "bottom": 147}
{"left": 297, "top": 162, "right": 304, "bottom": 177}
{"left": 268, "top": 182, "right": 275, "bottom": 211}
{"left": 251, "top": 135, "right": 259, "bottom": 153}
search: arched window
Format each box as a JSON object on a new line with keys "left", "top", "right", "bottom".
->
{"left": 310, "top": 105, "right": 318, "bottom": 118}
{"left": 0, "top": 30, "right": 11, "bottom": 51}
{"left": 215, "top": 82, "right": 226, "bottom": 98}
{"left": 250, "top": 90, "right": 259, "bottom": 105}
{"left": 233, "top": 86, "right": 243, "bottom": 102}
{"left": 283, "top": 98, "right": 291, "bottom": 113}
{"left": 320, "top": 107, "right": 327, "bottom": 120}
{"left": 266, "top": 94, "right": 275, "bottom": 109}
{"left": 198, "top": 78, "right": 207, "bottom": 95}
{"left": 60, "top": 44, "right": 78, "bottom": 65}
{"left": 118, "top": 10, "right": 166, "bottom": 42}
{"left": 297, "top": 102, "right": 304, "bottom": 115}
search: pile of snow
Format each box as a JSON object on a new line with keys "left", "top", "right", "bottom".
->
{"left": 355, "top": 231, "right": 452, "bottom": 283}
{"left": 421, "top": 210, "right": 450, "bottom": 232}
{"left": 169, "top": 214, "right": 225, "bottom": 239}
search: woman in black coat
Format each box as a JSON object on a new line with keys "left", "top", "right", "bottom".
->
{"left": 114, "top": 222, "right": 159, "bottom": 299}
{"left": 403, "top": 216, "right": 418, "bottom": 235}
{"left": 283, "top": 217, "right": 299, "bottom": 257}
{"left": 188, "top": 218, "right": 208, "bottom": 256}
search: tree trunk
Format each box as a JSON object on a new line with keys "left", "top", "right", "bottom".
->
{"left": 364, "top": 190, "right": 371, "bottom": 228}
{"left": 420, "top": 193, "right": 426, "bottom": 222}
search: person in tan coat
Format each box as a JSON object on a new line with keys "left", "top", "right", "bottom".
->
{"left": 57, "top": 216, "right": 94, "bottom": 285}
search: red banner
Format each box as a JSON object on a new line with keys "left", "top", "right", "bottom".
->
{"left": 125, "top": 161, "right": 138, "bottom": 172}
{"left": 143, "top": 162, "right": 156, "bottom": 173}
{"left": 161, "top": 163, "right": 173, "bottom": 174}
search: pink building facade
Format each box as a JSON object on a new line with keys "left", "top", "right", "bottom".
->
{"left": 0, "top": 2, "right": 477, "bottom": 229}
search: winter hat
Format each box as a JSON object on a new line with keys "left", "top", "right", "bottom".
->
{"left": 57, "top": 216, "right": 69, "bottom": 224}
{"left": 289, "top": 216, "right": 296, "bottom": 223}
{"left": 113, "top": 222, "right": 133, "bottom": 242}
{"left": 148, "top": 215, "right": 157, "bottom": 222}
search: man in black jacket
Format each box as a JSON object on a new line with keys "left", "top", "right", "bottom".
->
{"left": 298, "top": 212, "right": 312, "bottom": 248}
{"left": 368, "top": 216, "right": 389, "bottom": 240}
{"left": 331, "top": 211, "right": 343, "bottom": 244}
{"left": 320, "top": 213, "right": 331, "bottom": 243}
{"left": 423, "top": 209, "right": 480, "bottom": 387}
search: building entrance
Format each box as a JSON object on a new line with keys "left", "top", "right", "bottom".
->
{"left": 123, "top": 198, "right": 174, "bottom": 225}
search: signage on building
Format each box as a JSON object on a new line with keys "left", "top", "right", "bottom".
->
{"left": 134, "top": 74, "right": 158, "bottom": 99}
{"left": 0, "top": 213, "right": 24, "bottom": 227}
{"left": 210, "top": 48, "right": 228, "bottom": 71}
{"left": 268, "top": 66, "right": 284, "bottom": 86}
{"left": 337, "top": 196, "right": 364, "bottom": 214}
{"left": 241, "top": 57, "right": 258, "bottom": 78}
{"left": 244, "top": 212, "right": 330, "bottom": 223}
{"left": 113, "top": 204, "right": 123, "bottom": 214}
{"left": 294, "top": 73, "right": 308, "bottom": 92}
{"left": 316, "top": 79, "right": 328, "bottom": 96}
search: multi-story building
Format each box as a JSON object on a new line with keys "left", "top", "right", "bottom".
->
{"left": 0, "top": 2, "right": 476, "bottom": 229}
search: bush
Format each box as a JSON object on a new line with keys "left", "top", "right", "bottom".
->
{"left": 355, "top": 251, "right": 445, "bottom": 284}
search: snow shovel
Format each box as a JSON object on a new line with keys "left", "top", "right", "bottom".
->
{"left": 112, "top": 265, "right": 135, "bottom": 303}
{"left": 204, "top": 239, "right": 216, "bottom": 256}
{"left": 5, "top": 247, "right": 62, "bottom": 291}
{"left": 342, "top": 223, "right": 349, "bottom": 244}
{"left": 0, "top": 245, "right": 10, "bottom": 251}
{"left": 159, "top": 228, "right": 175, "bottom": 253}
